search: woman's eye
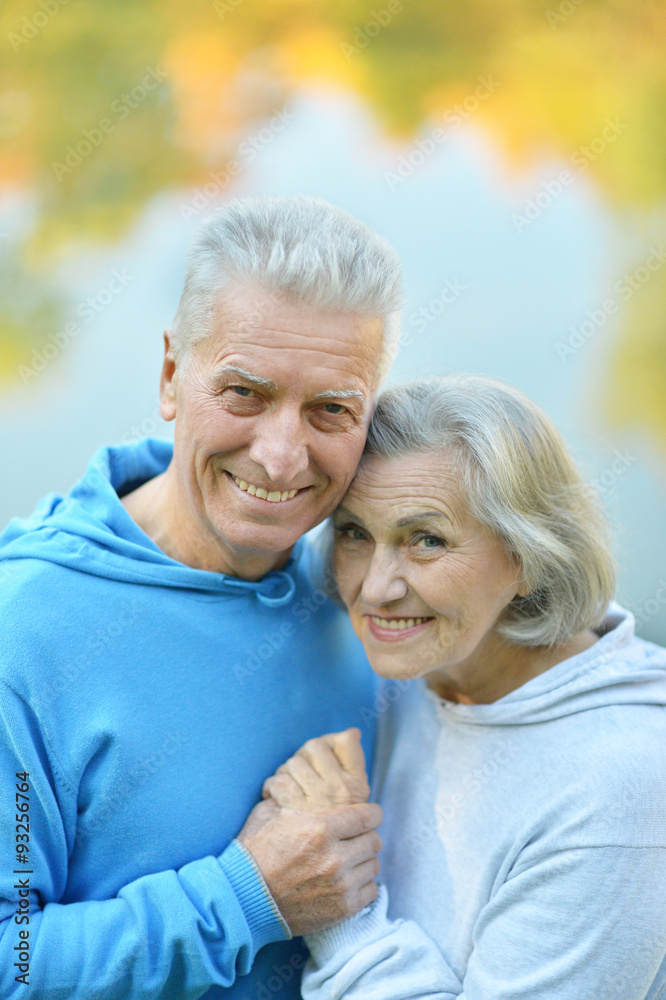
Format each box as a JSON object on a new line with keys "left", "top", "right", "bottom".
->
{"left": 414, "top": 534, "right": 446, "bottom": 549}
{"left": 334, "top": 523, "right": 368, "bottom": 541}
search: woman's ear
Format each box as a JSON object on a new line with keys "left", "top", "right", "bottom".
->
{"left": 512, "top": 556, "right": 532, "bottom": 598}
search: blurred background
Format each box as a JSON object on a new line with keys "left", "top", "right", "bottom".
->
{"left": 1, "top": 0, "right": 665, "bottom": 641}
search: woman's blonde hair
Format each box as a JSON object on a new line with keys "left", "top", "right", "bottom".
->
{"left": 363, "top": 374, "right": 616, "bottom": 646}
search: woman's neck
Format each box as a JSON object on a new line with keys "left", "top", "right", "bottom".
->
{"left": 426, "top": 628, "right": 600, "bottom": 705}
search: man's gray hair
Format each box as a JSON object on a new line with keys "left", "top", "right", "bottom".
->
{"left": 171, "top": 195, "right": 403, "bottom": 380}
{"left": 363, "top": 374, "right": 616, "bottom": 646}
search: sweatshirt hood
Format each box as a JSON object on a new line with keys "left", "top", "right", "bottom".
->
{"left": 426, "top": 604, "right": 666, "bottom": 725}
{"left": 0, "top": 439, "right": 306, "bottom": 606}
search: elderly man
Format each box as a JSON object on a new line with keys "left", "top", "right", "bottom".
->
{"left": 0, "top": 196, "right": 402, "bottom": 998}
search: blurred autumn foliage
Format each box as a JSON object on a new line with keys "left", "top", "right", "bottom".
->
{"left": 1, "top": 0, "right": 665, "bottom": 440}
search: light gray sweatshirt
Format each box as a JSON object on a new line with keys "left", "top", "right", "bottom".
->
{"left": 302, "top": 604, "right": 666, "bottom": 999}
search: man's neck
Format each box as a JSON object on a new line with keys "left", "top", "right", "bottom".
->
{"left": 120, "top": 469, "right": 292, "bottom": 580}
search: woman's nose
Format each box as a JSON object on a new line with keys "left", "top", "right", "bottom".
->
{"left": 360, "top": 547, "right": 408, "bottom": 607}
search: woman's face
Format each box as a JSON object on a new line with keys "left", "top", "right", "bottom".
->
{"left": 332, "top": 450, "right": 525, "bottom": 687}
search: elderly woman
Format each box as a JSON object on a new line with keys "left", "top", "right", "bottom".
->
{"left": 262, "top": 375, "right": 666, "bottom": 1000}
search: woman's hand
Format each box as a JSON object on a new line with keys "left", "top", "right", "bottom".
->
{"left": 262, "top": 728, "right": 371, "bottom": 813}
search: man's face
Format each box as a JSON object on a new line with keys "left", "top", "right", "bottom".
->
{"left": 161, "top": 282, "right": 384, "bottom": 576}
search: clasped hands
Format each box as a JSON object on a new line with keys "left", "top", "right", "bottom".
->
{"left": 237, "top": 729, "right": 383, "bottom": 936}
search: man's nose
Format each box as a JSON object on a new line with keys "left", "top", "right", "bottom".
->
{"left": 247, "top": 406, "right": 310, "bottom": 485}
{"left": 360, "top": 546, "right": 408, "bottom": 606}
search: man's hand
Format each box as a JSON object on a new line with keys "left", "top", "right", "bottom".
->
{"left": 237, "top": 799, "right": 383, "bottom": 936}
{"left": 261, "top": 728, "right": 371, "bottom": 812}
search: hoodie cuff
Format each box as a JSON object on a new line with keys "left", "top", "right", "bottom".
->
{"left": 218, "top": 839, "right": 292, "bottom": 951}
{"left": 304, "top": 884, "right": 390, "bottom": 965}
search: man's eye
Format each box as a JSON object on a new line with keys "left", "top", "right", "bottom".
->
{"left": 323, "top": 403, "right": 347, "bottom": 415}
{"left": 231, "top": 385, "right": 256, "bottom": 397}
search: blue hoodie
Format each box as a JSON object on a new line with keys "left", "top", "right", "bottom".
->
{"left": 0, "top": 439, "right": 377, "bottom": 999}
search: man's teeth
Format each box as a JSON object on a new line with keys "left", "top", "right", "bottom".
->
{"left": 232, "top": 475, "right": 299, "bottom": 503}
{"left": 371, "top": 616, "right": 431, "bottom": 630}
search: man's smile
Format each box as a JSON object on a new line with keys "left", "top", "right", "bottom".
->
{"left": 227, "top": 471, "right": 307, "bottom": 504}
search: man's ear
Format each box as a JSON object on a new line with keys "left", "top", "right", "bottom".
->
{"left": 160, "top": 331, "right": 178, "bottom": 422}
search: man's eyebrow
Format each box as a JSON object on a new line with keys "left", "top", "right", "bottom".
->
{"left": 311, "top": 388, "right": 368, "bottom": 408}
{"left": 396, "top": 510, "right": 452, "bottom": 528}
{"left": 210, "top": 365, "right": 278, "bottom": 392}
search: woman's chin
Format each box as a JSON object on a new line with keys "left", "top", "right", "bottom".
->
{"left": 362, "top": 650, "right": 428, "bottom": 683}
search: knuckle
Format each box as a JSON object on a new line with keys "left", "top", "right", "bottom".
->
{"left": 309, "top": 818, "right": 330, "bottom": 846}
{"left": 320, "top": 849, "right": 343, "bottom": 879}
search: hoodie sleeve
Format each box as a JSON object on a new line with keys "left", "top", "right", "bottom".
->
{"left": 0, "top": 683, "right": 289, "bottom": 999}
{"left": 302, "top": 846, "right": 666, "bottom": 1000}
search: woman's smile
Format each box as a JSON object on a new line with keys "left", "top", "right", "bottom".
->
{"left": 365, "top": 614, "right": 435, "bottom": 641}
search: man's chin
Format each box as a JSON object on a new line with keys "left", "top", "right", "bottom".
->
{"left": 218, "top": 520, "right": 309, "bottom": 558}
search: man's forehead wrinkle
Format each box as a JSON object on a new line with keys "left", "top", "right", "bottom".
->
{"left": 210, "top": 337, "right": 375, "bottom": 370}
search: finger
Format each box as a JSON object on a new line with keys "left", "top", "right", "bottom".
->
{"left": 338, "top": 829, "right": 383, "bottom": 868}
{"left": 317, "top": 728, "right": 367, "bottom": 777}
{"left": 299, "top": 739, "right": 351, "bottom": 786}
{"left": 354, "top": 878, "right": 380, "bottom": 912}
{"left": 327, "top": 802, "right": 384, "bottom": 841}
{"left": 350, "top": 855, "right": 381, "bottom": 886}
{"left": 331, "top": 728, "right": 367, "bottom": 778}
{"left": 281, "top": 753, "right": 324, "bottom": 797}
{"left": 262, "top": 774, "right": 307, "bottom": 810}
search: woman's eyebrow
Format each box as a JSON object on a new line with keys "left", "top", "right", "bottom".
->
{"left": 395, "top": 511, "right": 452, "bottom": 528}
{"left": 334, "top": 506, "right": 367, "bottom": 526}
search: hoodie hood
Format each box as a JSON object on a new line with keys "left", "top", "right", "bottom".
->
{"left": 425, "top": 603, "right": 666, "bottom": 725}
{"left": 0, "top": 439, "right": 305, "bottom": 607}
